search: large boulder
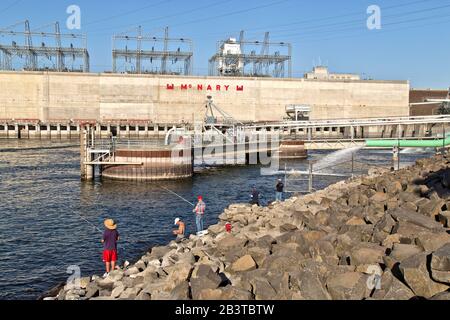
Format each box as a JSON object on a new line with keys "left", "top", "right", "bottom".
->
{"left": 169, "top": 281, "right": 190, "bottom": 300}
{"left": 216, "top": 235, "right": 248, "bottom": 254}
{"left": 390, "top": 208, "right": 444, "bottom": 231}
{"left": 416, "top": 231, "right": 450, "bottom": 252}
{"left": 111, "top": 283, "right": 125, "bottom": 299}
{"left": 437, "top": 211, "right": 450, "bottom": 227}
{"left": 392, "top": 221, "right": 432, "bottom": 245}
{"left": 309, "top": 240, "right": 338, "bottom": 263}
{"left": 230, "top": 255, "right": 257, "bottom": 273}
{"left": 85, "top": 282, "right": 99, "bottom": 299}
{"left": 372, "top": 269, "right": 415, "bottom": 300}
{"left": 370, "top": 192, "right": 389, "bottom": 203}
{"left": 190, "top": 264, "right": 223, "bottom": 300}
{"left": 135, "top": 291, "right": 151, "bottom": 300}
{"left": 389, "top": 244, "right": 424, "bottom": 263}
{"left": 291, "top": 271, "right": 332, "bottom": 300}
{"left": 163, "top": 262, "right": 194, "bottom": 291}
{"left": 147, "top": 246, "right": 172, "bottom": 260}
{"left": 349, "top": 244, "right": 386, "bottom": 266}
{"left": 338, "top": 225, "right": 374, "bottom": 243}
{"left": 399, "top": 252, "right": 448, "bottom": 298}
{"left": 118, "top": 287, "right": 141, "bottom": 300}
{"left": 245, "top": 246, "right": 270, "bottom": 267}
{"left": 207, "top": 223, "right": 225, "bottom": 235}
{"left": 265, "top": 272, "right": 292, "bottom": 300}
{"left": 431, "top": 243, "right": 450, "bottom": 284}
{"left": 122, "top": 276, "right": 144, "bottom": 289}
{"left": 346, "top": 216, "right": 366, "bottom": 226}
{"left": 197, "top": 286, "right": 253, "bottom": 300}
{"left": 252, "top": 277, "right": 277, "bottom": 300}
{"left": 374, "top": 214, "right": 396, "bottom": 234}
{"left": 431, "top": 291, "right": 450, "bottom": 300}
{"left": 386, "top": 181, "right": 403, "bottom": 195}
{"left": 326, "top": 272, "right": 370, "bottom": 300}
{"left": 418, "top": 199, "right": 446, "bottom": 219}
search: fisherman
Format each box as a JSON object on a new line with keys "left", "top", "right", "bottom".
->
{"left": 250, "top": 186, "right": 261, "bottom": 206}
{"left": 275, "top": 179, "right": 284, "bottom": 202}
{"left": 193, "top": 196, "right": 206, "bottom": 234}
{"left": 173, "top": 217, "right": 186, "bottom": 242}
{"left": 101, "top": 219, "right": 120, "bottom": 278}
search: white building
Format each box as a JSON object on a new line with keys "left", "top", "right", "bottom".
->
{"left": 217, "top": 38, "right": 244, "bottom": 76}
{"left": 305, "top": 66, "right": 360, "bottom": 81}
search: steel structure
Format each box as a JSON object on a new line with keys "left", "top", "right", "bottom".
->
{"left": 208, "top": 31, "right": 292, "bottom": 78}
{"left": 112, "top": 26, "right": 193, "bottom": 75}
{"left": 0, "top": 20, "right": 89, "bottom": 72}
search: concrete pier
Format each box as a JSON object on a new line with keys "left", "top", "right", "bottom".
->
{"left": 278, "top": 141, "right": 308, "bottom": 159}
{"left": 102, "top": 148, "right": 193, "bottom": 181}
{"left": 80, "top": 126, "right": 94, "bottom": 181}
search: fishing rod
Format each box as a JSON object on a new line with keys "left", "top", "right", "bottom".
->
{"left": 74, "top": 212, "right": 103, "bottom": 234}
{"left": 160, "top": 185, "right": 195, "bottom": 207}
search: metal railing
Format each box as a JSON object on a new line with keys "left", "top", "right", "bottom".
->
{"left": 282, "top": 153, "right": 389, "bottom": 194}
{"left": 244, "top": 114, "right": 450, "bottom": 129}
{"left": 93, "top": 138, "right": 173, "bottom": 152}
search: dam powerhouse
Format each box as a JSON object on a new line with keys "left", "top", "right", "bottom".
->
{"left": 0, "top": 66, "right": 409, "bottom": 124}
{"left": 0, "top": 23, "right": 411, "bottom": 125}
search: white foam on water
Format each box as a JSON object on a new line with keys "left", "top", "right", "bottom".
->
{"left": 400, "top": 147, "right": 434, "bottom": 154}
{"left": 313, "top": 147, "right": 363, "bottom": 172}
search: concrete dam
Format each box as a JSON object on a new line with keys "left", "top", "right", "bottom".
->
{"left": 0, "top": 71, "right": 410, "bottom": 125}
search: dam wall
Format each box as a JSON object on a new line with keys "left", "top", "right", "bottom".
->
{"left": 0, "top": 71, "right": 410, "bottom": 123}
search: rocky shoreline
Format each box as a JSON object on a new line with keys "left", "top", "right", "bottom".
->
{"left": 52, "top": 154, "right": 450, "bottom": 300}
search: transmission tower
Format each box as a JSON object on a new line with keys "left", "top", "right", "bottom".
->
{"left": 209, "top": 31, "right": 292, "bottom": 78}
{"left": 112, "top": 26, "right": 193, "bottom": 75}
{"left": 0, "top": 20, "right": 89, "bottom": 72}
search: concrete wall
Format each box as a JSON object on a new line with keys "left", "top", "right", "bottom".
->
{"left": 0, "top": 71, "right": 410, "bottom": 123}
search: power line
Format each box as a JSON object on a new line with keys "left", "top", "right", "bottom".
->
{"left": 0, "top": 0, "right": 22, "bottom": 15}
{"left": 169, "top": 0, "right": 291, "bottom": 29}
{"left": 88, "top": 0, "right": 235, "bottom": 34}
{"left": 291, "top": 14, "right": 450, "bottom": 46}
{"left": 195, "top": 0, "right": 435, "bottom": 39}
{"left": 263, "top": 1, "right": 450, "bottom": 39}
{"left": 267, "top": 3, "right": 450, "bottom": 41}
{"left": 189, "top": 0, "right": 448, "bottom": 44}
{"left": 83, "top": 0, "right": 173, "bottom": 27}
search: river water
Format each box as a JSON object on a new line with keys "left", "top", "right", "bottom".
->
{"left": 0, "top": 140, "right": 434, "bottom": 300}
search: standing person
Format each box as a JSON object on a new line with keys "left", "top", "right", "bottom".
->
{"left": 250, "top": 186, "right": 260, "bottom": 206}
{"left": 101, "top": 219, "right": 120, "bottom": 278}
{"left": 193, "top": 196, "right": 206, "bottom": 234}
{"left": 173, "top": 218, "right": 186, "bottom": 242}
{"left": 275, "top": 179, "right": 284, "bottom": 202}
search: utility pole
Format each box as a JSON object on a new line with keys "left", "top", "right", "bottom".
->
{"left": 161, "top": 26, "right": 169, "bottom": 74}
{"left": 136, "top": 26, "right": 142, "bottom": 74}
{"left": 55, "top": 22, "right": 63, "bottom": 71}
{"left": 24, "top": 20, "right": 36, "bottom": 70}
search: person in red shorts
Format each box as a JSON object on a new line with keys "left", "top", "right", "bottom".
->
{"left": 101, "top": 219, "right": 120, "bottom": 278}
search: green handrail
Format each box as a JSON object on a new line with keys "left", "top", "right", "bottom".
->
{"left": 366, "top": 137, "right": 450, "bottom": 148}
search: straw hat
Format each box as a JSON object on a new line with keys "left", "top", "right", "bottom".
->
{"left": 104, "top": 219, "right": 117, "bottom": 230}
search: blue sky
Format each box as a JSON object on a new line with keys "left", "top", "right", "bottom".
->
{"left": 1, "top": 0, "right": 450, "bottom": 88}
